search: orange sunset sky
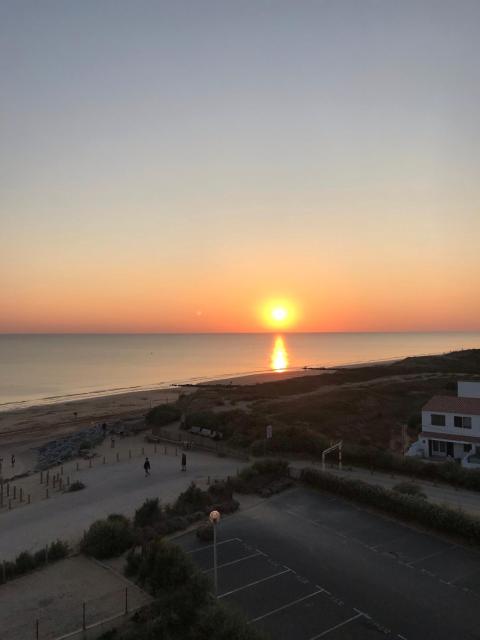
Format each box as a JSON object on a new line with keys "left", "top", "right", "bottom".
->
{"left": 1, "top": 2, "right": 480, "bottom": 334}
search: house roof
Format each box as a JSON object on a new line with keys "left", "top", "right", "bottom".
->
{"left": 421, "top": 431, "right": 480, "bottom": 444}
{"left": 423, "top": 395, "right": 480, "bottom": 416}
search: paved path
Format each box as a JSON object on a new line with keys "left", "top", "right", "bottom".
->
{"left": 0, "top": 449, "right": 246, "bottom": 560}
{"left": 289, "top": 460, "right": 480, "bottom": 515}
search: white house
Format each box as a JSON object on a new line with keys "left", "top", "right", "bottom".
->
{"left": 408, "top": 381, "right": 480, "bottom": 467}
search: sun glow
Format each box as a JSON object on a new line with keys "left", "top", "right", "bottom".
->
{"left": 261, "top": 299, "right": 298, "bottom": 329}
{"left": 271, "top": 336, "right": 289, "bottom": 372}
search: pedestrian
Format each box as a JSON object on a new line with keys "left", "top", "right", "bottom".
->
{"left": 181, "top": 452, "right": 187, "bottom": 472}
{"left": 11, "top": 454, "right": 15, "bottom": 468}
{"left": 144, "top": 457, "right": 151, "bottom": 477}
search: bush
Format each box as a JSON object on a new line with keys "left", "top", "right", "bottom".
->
{"left": 393, "top": 482, "right": 427, "bottom": 499}
{"left": 137, "top": 540, "right": 197, "bottom": 595}
{"left": 15, "top": 551, "right": 35, "bottom": 575}
{"left": 168, "top": 482, "right": 210, "bottom": 516}
{"left": 196, "top": 522, "right": 214, "bottom": 542}
{"left": 302, "top": 468, "right": 480, "bottom": 544}
{"left": 78, "top": 440, "right": 92, "bottom": 451}
{"left": 124, "top": 548, "right": 143, "bottom": 578}
{"left": 134, "top": 498, "right": 162, "bottom": 528}
{"left": 68, "top": 481, "right": 85, "bottom": 492}
{"left": 47, "top": 540, "right": 69, "bottom": 561}
{"left": 81, "top": 517, "right": 133, "bottom": 559}
{"left": 145, "top": 404, "right": 181, "bottom": 427}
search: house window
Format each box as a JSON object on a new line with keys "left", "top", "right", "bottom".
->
{"left": 464, "top": 444, "right": 472, "bottom": 452}
{"left": 432, "top": 441, "right": 446, "bottom": 453}
{"left": 431, "top": 414, "right": 446, "bottom": 427}
{"left": 454, "top": 416, "right": 472, "bottom": 429}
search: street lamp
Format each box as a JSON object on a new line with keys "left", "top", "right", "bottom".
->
{"left": 209, "top": 509, "right": 221, "bottom": 596}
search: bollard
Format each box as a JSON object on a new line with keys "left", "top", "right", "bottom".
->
{"left": 61, "top": 465, "right": 64, "bottom": 476}
{"left": 103, "top": 456, "right": 106, "bottom": 464}
{"left": 76, "top": 462, "right": 80, "bottom": 471}
{"left": 8, "top": 499, "right": 12, "bottom": 510}
{"left": 154, "top": 443, "right": 157, "bottom": 454}
{"left": 142, "top": 447, "right": 145, "bottom": 455}
{"left": 53, "top": 476, "right": 56, "bottom": 488}
{"left": 175, "top": 447, "right": 178, "bottom": 457}
{"left": 28, "top": 494, "right": 31, "bottom": 504}
{"left": 82, "top": 602, "right": 86, "bottom": 631}
{"left": 125, "top": 587, "right": 129, "bottom": 614}
{"left": 89, "top": 458, "right": 92, "bottom": 468}
{"left": 59, "top": 478, "right": 63, "bottom": 490}
{"left": 36, "top": 619, "right": 39, "bottom": 640}
{"left": 6, "top": 483, "right": 10, "bottom": 497}
{"left": 164, "top": 445, "right": 167, "bottom": 455}
{"left": 46, "top": 471, "right": 50, "bottom": 485}
{"left": 129, "top": 450, "right": 132, "bottom": 459}
{"left": 19, "top": 488, "right": 23, "bottom": 502}
{"left": 116, "top": 452, "right": 120, "bottom": 462}
{"left": 67, "top": 475, "right": 70, "bottom": 486}
{"left": 46, "top": 488, "right": 49, "bottom": 499}
{"left": 40, "top": 471, "right": 44, "bottom": 484}
{"left": 13, "top": 486, "right": 16, "bottom": 500}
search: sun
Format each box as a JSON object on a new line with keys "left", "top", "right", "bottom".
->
{"left": 272, "top": 307, "right": 288, "bottom": 322}
{"left": 260, "top": 299, "right": 298, "bottom": 329}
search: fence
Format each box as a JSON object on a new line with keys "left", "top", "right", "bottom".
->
{"left": 2, "top": 586, "right": 152, "bottom": 640}
{"left": 149, "top": 430, "right": 249, "bottom": 461}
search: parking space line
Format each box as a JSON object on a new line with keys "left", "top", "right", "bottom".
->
{"left": 186, "top": 538, "right": 241, "bottom": 554}
{"left": 408, "top": 545, "right": 457, "bottom": 566}
{"left": 203, "top": 551, "right": 264, "bottom": 572}
{"left": 248, "top": 589, "right": 323, "bottom": 624}
{"left": 307, "top": 612, "right": 363, "bottom": 639}
{"left": 218, "top": 569, "right": 291, "bottom": 598}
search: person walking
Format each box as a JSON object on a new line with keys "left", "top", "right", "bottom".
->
{"left": 181, "top": 452, "right": 187, "bottom": 472}
{"left": 144, "top": 457, "right": 151, "bottom": 477}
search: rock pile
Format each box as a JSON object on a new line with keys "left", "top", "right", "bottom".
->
{"left": 36, "top": 425, "right": 105, "bottom": 470}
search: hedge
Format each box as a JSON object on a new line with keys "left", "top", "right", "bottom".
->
{"left": 0, "top": 540, "right": 69, "bottom": 585}
{"left": 301, "top": 468, "right": 480, "bottom": 545}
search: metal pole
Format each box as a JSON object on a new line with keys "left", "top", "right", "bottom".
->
{"left": 125, "top": 587, "right": 128, "bottom": 614}
{"left": 82, "top": 602, "right": 86, "bottom": 631}
{"left": 213, "top": 522, "right": 218, "bottom": 597}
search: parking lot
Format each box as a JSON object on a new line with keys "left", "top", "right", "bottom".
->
{"left": 180, "top": 535, "right": 400, "bottom": 639}
{"left": 176, "top": 487, "right": 480, "bottom": 640}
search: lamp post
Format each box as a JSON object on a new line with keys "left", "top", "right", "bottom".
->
{"left": 209, "top": 509, "right": 221, "bottom": 596}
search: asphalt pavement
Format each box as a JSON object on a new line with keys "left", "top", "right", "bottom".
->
{"left": 176, "top": 486, "right": 480, "bottom": 640}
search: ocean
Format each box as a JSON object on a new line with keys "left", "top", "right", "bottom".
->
{"left": 1, "top": 332, "right": 479, "bottom": 410}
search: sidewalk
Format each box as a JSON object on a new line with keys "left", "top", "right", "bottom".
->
{"left": 0, "top": 446, "right": 247, "bottom": 560}
{"left": 289, "top": 460, "right": 480, "bottom": 516}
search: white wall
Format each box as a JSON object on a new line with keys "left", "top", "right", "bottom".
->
{"left": 422, "top": 410, "right": 480, "bottom": 438}
{"left": 458, "top": 381, "right": 480, "bottom": 398}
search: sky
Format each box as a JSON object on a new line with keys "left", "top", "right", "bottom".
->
{"left": 1, "top": 0, "right": 479, "bottom": 333}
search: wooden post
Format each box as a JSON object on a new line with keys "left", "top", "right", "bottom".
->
{"left": 19, "top": 487, "right": 23, "bottom": 502}
{"left": 175, "top": 447, "right": 178, "bottom": 457}
{"left": 116, "top": 452, "right": 119, "bottom": 462}
{"left": 82, "top": 602, "right": 86, "bottom": 631}
{"left": 52, "top": 476, "right": 56, "bottom": 488}
{"left": 59, "top": 478, "right": 63, "bottom": 491}
{"left": 67, "top": 475, "right": 70, "bottom": 486}
{"left": 61, "top": 465, "right": 64, "bottom": 475}
{"left": 46, "top": 470, "right": 50, "bottom": 485}
{"left": 28, "top": 494, "right": 31, "bottom": 504}
{"left": 46, "top": 488, "right": 49, "bottom": 499}
{"left": 129, "top": 449, "right": 132, "bottom": 459}
{"left": 103, "top": 456, "right": 106, "bottom": 464}
{"left": 36, "top": 619, "right": 39, "bottom": 640}
{"left": 8, "top": 498, "right": 12, "bottom": 510}
{"left": 164, "top": 445, "right": 167, "bottom": 455}
{"left": 13, "top": 486, "right": 16, "bottom": 500}
{"left": 141, "top": 446, "right": 145, "bottom": 455}
{"left": 125, "top": 587, "right": 128, "bottom": 614}
{"left": 40, "top": 471, "right": 43, "bottom": 484}
{"left": 6, "top": 483, "right": 9, "bottom": 497}
{"left": 89, "top": 458, "right": 92, "bottom": 468}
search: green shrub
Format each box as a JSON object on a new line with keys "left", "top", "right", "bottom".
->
{"left": 78, "top": 440, "right": 92, "bottom": 450}
{"left": 196, "top": 522, "right": 214, "bottom": 542}
{"left": 134, "top": 498, "right": 162, "bottom": 528}
{"left": 137, "top": 540, "right": 197, "bottom": 595}
{"left": 68, "top": 481, "right": 85, "bottom": 492}
{"left": 81, "top": 518, "right": 133, "bottom": 559}
{"left": 302, "top": 468, "right": 480, "bottom": 544}
{"left": 33, "top": 548, "right": 47, "bottom": 565}
{"left": 168, "top": 482, "right": 210, "bottom": 516}
{"left": 145, "top": 404, "right": 181, "bottom": 427}
{"left": 124, "top": 548, "right": 143, "bottom": 578}
{"left": 14, "top": 551, "right": 35, "bottom": 575}
{"left": 393, "top": 482, "right": 426, "bottom": 499}
{"left": 47, "top": 540, "right": 69, "bottom": 561}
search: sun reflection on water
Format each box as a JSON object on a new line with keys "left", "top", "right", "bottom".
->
{"left": 271, "top": 336, "right": 289, "bottom": 372}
